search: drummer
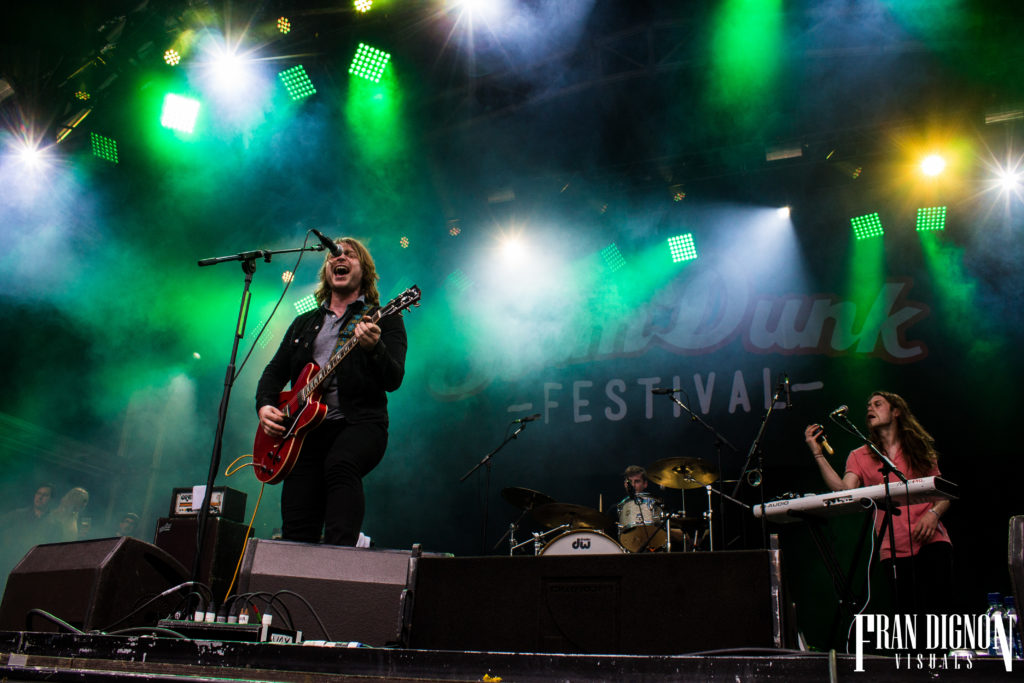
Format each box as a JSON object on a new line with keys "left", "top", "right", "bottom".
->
{"left": 623, "top": 465, "right": 649, "bottom": 497}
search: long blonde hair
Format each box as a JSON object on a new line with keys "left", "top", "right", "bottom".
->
{"left": 313, "top": 237, "right": 381, "bottom": 306}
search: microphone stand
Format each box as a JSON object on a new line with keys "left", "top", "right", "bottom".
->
{"left": 831, "top": 412, "right": 907, "bottom": 609}
{"left": 460, "top": 421, "right": 533, "bottom": 555}
{"left": 193, "top": 242, "right": 326, "bottom": 597}
{"left": 660, "top": 393, "right": 740, "bottom": 550}
{"left": 733, "top": 379, "right": 787, "bottom": 549}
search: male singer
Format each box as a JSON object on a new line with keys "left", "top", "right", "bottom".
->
{"left": 257, "top": 236, "right": 407, "bottom": 546}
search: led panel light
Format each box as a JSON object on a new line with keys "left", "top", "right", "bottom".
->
{"left": 916, "top": 206, "right": 946, "bottom": 232}
{"left": 277, "top": 17, "right": 291, "bottom": 34}
{"left": 90, "top": 132, "right": 118, "bottom": 164}
{"left": 160, "top": 94, "right": 200, "bottom": 134}
{"left": 164, "top": 49, "right": 181, "bottom": 66}
{"left": 355, "top": 0, "right": 373, "bottom": 11}
{"left": 667, "top": 234, "right": 698, "bottom": 263}
{"left": 293, "top": 294, "right": 318, "bottom": 315}
{"left": 349, "top": 43, "right": 391, "bottom": 83}
{"left": 278, "top": 65, "right": 316, "bottom": 101}
{"left": 601, "top": 243, "right": 626, "bottom": 272}
{"left": 850, "top": 213, "right": 884, "bottom": 240}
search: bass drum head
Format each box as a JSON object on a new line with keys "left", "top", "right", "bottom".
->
{"left": 539, "top": 529, "right": 625, "bottom": 556}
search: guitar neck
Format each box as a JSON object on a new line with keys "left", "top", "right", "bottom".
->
{"left": 299, "top": 308, "right": 383, "bottom": 402}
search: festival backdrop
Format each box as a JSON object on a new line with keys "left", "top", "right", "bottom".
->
{"left": 1, "top": 0, "right": 1022, "bottom": 649}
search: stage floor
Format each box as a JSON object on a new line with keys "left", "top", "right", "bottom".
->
{"left": 0, "top": 632, "right": 1018, "bottom": 682}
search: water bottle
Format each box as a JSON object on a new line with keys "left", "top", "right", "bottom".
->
{"left": 1005, "top": 595, "right": 1023, "bottom": 660}
{"left": 986, "top": 592, "right": 1005, "bottom": 657}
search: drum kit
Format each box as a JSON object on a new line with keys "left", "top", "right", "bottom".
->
{"left": 501, "top": 456, "right": 720, "bottom": 556}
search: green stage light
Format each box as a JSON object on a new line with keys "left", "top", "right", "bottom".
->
{"left": 160, "top": 93, "right": 200, "bottom": 134}
{"left": 355, "top": 0, "right": 373, "bottom": 11}
{"left": 667, "top": 234, "right": 698, "bottom": 263}
{"left": 916, "top": 206, "right": 946, "bottom": 232}
{"left": 349, "top": 43, "right": 390, "bottom": 83}
{"left": 277, "top": 17, "right": 291, "bottom": 34}
{"left": 293, "top": 294, "right": 317, "bottom": 315}
{"left": 850, "top": 213, "right": 884, "bottom": 240}
{"left": 601, "top": 243, "right": 626, "bottom": 272}
{"left": 164, "top": 49, "right": 181, "bottom": 66}
{"left": 90, "top": 132, "right": 118, "bottom": 164}
{"left": 278, "top": 65, "right": 316, "bottom": 101}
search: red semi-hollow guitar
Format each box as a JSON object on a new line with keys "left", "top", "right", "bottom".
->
{"left": 251, "top": 285, "right": 421, "bottom": 484}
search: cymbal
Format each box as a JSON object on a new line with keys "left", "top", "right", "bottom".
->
{"left": 501, "top": 487, "right": 557, "bottom": 511}
{"left": 646, "top": 457, "right": 720, "bottom": 489}
{"left": 532, "top": 503, "right": 610, "bottom": 530}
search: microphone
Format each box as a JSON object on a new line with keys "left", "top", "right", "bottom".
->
{"left": 311, "top": 229, "right": 343, "bottom": 258}
{"left": 512, "top": 413, "right": 541, "bottom": 424}
{"left": 626, "top": 480, "right": 641, "bottom": 505}
{"left": 652, "top": 388, "right": 681, "bottom": 395}
{"left": 829, "top": 405, "right": 849, "bottom": 419}
{"left": 812, "top": 424, "right": 834, "bottom": 456}
{"left": 783, "top": 374, "right": 792, "bottom": 408}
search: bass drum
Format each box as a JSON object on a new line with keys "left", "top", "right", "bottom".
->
{"left": 539, "top": 529, "right": 625, "bottom": 556}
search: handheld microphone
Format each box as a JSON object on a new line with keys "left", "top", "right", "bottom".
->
{"left": 829, "top": 405, "right": 849, "bottom": 419}
{"left": 512, "top": 413, "right": 541, "bottom": 424}
{"left": 311, "top": 229, "right": 343, "bottom": 258}
{"left": 652, "top": 388, "right": 681, "bottom": 395}
{"left": 812, "top": 424, "right": 834, "bottom": 455}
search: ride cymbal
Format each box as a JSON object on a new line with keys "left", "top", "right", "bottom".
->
{"left": 646, "top": 457, "right": 720, "bottom": 489}
{"left": 531, "top": 503, "right": 610, "bottom": 530}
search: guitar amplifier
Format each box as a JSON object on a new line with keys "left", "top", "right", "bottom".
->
{"left": 169, "top": 487, "right": 246, "bottom": 523}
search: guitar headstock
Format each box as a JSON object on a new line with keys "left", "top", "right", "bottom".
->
{"left": 381, "top": 285, "right": 422, "bottom": 318}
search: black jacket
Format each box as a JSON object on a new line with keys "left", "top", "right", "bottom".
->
{"left": 255, "top": 305, "right": 407, "bottom": 425}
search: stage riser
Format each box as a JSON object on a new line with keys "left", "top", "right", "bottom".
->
{"left": 408, "top": 550, "right": 785, "bottom": 655}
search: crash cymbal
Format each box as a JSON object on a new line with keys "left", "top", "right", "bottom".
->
{"left": 501, "top": 487, "right": 557, "bottom": 511}
{"left": 646, "top": 457, "right": 720, "bottom": 489}
{"left": 532, "top": 503, "right": 610, "bottom": 530}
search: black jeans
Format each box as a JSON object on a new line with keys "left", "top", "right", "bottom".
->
{"left": 280, "top": 419, "right": 387, "bottom": 546}
{"left": 881, "top": 540, "right": 954, "bottom": 617}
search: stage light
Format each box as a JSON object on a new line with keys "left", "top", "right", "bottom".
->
{"left": 448, "top": 219, "right": 461, "bottom": 237}
{"left": 277, "top": 17, "right": 291, "bottom": 34}
{"left": 400, "top": 236, "right": 410, "bottom": 248}
{"left": 278, "top": 65, "right": 316, "bottom": 101}
{"left": 13, "top": 141, "right": 46, "bottom": 169}
{"left": 282, "top": 270, "right": 294, "bottom": 284}
{"left": 74, "top": 91, "right": 90, "bottom": 101}
{"left": 920, "top": 154, "right": 946, "bottom": 177}
{"left": 294, "top": 294, "right": 317, "bottom": 315}
{"left": 164, "top": 49, "right": 181, "bottom": 66}
{"left": 667, "top": 234, "right": 698, "bottom": 263}
{"left": 777, "top": 206, "right": 791, "bottom": 219}
{"left": 670, "top": 184, "right": 686, "bottom": 202}
{"left": 349, "top": 43, "right": 391, "bottom": 83}
{"left": 355, "top": 0, "right": 373, "bottom": 12}
{"left": 601, "top": 243, "right": 626, "bottom": 272}
{"left": 916, "top": 206, "right": 946, "bottom": 232}
{"left": 90, "top": 133, "right": 118, "bottom": 164}
{"left": 499, "top": 235, "right": 526, "bottom": 264}
{"left": 850, "top": 213, "right": 884, "bottom": 240}
{"left": 160, "top": 93, "right": 200, "bottom": 134}
{"left": 996, "top": 168, "right": 1024, "bottom": 192}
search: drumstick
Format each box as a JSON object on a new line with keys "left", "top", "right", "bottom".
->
{"left": 598, "top": 494, "right": 603, "bottom": 513}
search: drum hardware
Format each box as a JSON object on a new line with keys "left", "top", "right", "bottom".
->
{"left": 498, "top": 486, "right": 560, "bottom": 555}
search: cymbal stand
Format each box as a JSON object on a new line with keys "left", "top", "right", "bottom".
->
{"left": 512, "top": 524, "right": 569, "bottom": 556}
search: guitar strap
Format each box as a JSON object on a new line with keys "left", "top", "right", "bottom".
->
{"left": 332, "top": 301, "right": 367, "bottom": 355}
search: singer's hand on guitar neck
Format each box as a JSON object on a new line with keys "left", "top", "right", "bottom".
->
{"left": 258, "top": 404, "right": 286, "bottom": 437}
{"left": 354, "top": 319, "right": 381, "bottom": 350}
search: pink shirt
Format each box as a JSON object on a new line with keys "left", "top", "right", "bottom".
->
{"left": 844, "top": 444, "right": 951, "bottom": 560}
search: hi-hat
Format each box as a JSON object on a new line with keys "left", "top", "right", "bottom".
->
{"left": 646, "top": 457, "right": 720, "bottom": 489}
{"left": 532, "top": 503, "right": 610, "bottom": 530}
{"left": 501, "top": 487, "right": 557, "bottom": 511}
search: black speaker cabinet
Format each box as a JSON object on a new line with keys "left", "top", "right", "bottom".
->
{"left": 237, "top": 539, "right": 445, "bottom": 646}
{"left": 0, "top": 537, "right": 190, "bottom": 632}
{"left": 153, "top": 516, "right": 252, "bottom": 601}
{"left": 408, "top": 550, "right": 786, "bottom": 655}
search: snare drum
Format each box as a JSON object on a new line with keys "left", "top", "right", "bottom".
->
{"left": 617, "top": 493, "right": 666, "bottom": 552}
{"left": 539, "top": 529, "right": 625, "bottom": 555}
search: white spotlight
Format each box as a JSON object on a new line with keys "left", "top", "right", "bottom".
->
{"left": 920, "top": 154, "right": 946, "bottom": 177}
{"left": 777, "top": 206, "right": 791, "bottom": 219}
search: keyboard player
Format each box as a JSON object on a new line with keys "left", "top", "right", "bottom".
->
{"left": 805, "top": 391, "right": 952, "bottom": 616}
